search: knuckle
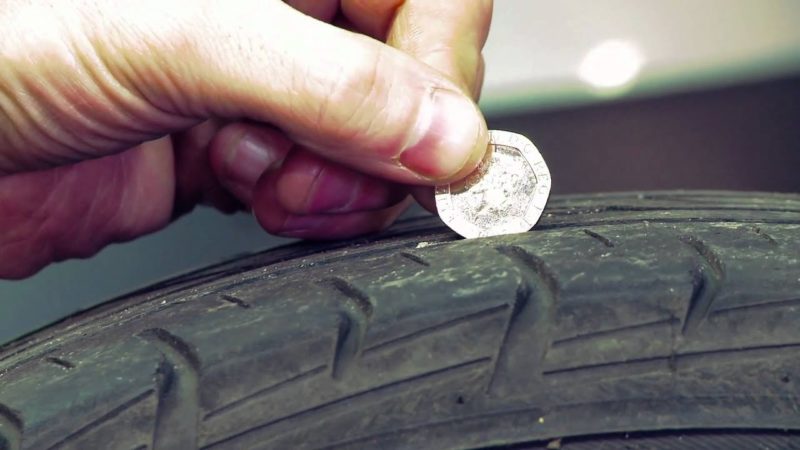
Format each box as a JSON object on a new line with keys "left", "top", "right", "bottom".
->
{"left": 313, "top": 43, "right": 391, "bottom": 141}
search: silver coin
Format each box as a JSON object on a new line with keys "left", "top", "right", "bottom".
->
{"left": 435, "top": 130, "right": 551, "bottom": 239}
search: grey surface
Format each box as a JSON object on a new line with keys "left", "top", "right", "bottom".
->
{"left": 0, "top": 208, "right": 293, "bottom": 345}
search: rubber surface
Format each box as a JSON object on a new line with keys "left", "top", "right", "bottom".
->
{"left": 1, "top": 191, "right": 799, "bottom": 449}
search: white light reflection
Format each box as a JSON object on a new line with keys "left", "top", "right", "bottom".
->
{"left": 578, "top": 40, "right": 644, "bottom": 90}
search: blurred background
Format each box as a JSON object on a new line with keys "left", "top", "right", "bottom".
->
{"left": 2, "top": 0, "right": 800, "bottom": 345}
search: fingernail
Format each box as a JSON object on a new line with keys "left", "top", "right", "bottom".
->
{"left": 399, "top": 88, "right": 488, "bottom": 180}
{"left": 225, "top": 131, "right": 279, "bottom": 189}
{"left": 306, "top": 169, "right": 361, "bottom": 213}
{"left": 305, "top": 170, "right": 391, "bottom": 214}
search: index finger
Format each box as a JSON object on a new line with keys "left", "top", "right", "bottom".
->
{"left": 343, "top": 0, "right": 493, "bottom": 97}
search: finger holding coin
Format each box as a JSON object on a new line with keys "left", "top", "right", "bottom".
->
{"left": 435, "top": 130, "right": 551, "bottom": 239}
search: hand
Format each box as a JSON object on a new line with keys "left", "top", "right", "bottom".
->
{"left": 0, "top": 0, "right": 492, "bottom": 278}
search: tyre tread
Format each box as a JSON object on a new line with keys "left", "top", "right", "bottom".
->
{"left": 1, "top": 191, "right": 800, "bottom": 449}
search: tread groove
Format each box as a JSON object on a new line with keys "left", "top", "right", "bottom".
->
{"left": 489, "top": 246, "right": 559, "bottom": 394}
{"left": 539, "top": 218, "right": 800, "bottom": 231}
{"left": 485, "top": 282, "right": 530, "bottom": 393}
{"left": 582, "top": 229, "right": 615, "bottom": 247}
{"left": 551, "top": 205, "right": 800, "bottom": 214}
{"left": 46, "top": 390, "right": 153, "bottom": 450}
{"left": 0, "top": 403, "right": 22, "bottom": 450}
{"left": 542, "top": 342, "right": 800, "bottom": 383}
{"left": 138, "top": 328, "right": 201, "bottom": 371}
{"left": 322, "top": 407, "right": 549, "bottom": 449}
{"left": 551, "top": 318, "right": 678, "bottom": 347}
{"left": 712, "top": 297, "right": 800, "bottom": 315}
{"left": 322, "top": 278, "right": 374, "bottom": 318}
{"left": 750, "top": 226, "right": 779, "bottom": 245}
{"left": 0, "top": 348, "right": 58, "bottom": 379}
{"left": 330, "top": 314, "right": 354, "bottom": 379}
{"left": 398, "top": 252, "right": 430, "bottom": 266}
{"left": 321, "top": 278, "right": 375, "bottom": 379}
{"left": 679, "top": 235, "right": 725, "bottom": 336}
{"left": 204, "top": 365, "right": 327, "bottom": 420}
{"left": 325, "top": 409, "right": 800, "bottom": 450}
{"left": 363, "top": 304, "right": 510, "bottom": 355}
{"left": 138, "top": 328, "right": 200, "bottom": 449}
{"left": 495, "top": 246, "right": 560, "bottom": 299}
{"left": 218, "top": 294, "right": 251, "bottom": 309}
{"left": 43, "top": 356, "right": 74, "bottom": 370}
{"left": 201, "top": 357, "right": 491, "bottom": 449}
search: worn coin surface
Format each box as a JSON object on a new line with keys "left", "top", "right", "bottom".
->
{"left": 435, "top": 130, "right": 551, "bottom": 239}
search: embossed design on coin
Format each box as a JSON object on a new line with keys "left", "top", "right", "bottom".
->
{"left": 435, "top": 130, "right": 551, "bottom": 238}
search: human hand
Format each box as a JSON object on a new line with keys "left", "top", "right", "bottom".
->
{"left": 0, "top": 0, "right": 492, "bottom": 278}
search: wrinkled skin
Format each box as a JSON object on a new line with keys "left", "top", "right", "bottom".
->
{"left": 0, "top": 0, "right": 492, "bottom": 279}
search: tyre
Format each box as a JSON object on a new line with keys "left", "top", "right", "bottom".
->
{"left": 1, "top": 191, "right": 799, "bottom": 450}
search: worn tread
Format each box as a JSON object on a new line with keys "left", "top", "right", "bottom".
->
{"left": 1, "top": 192, "right": 800, "bottom": 450}
{"left": 489, "top": 245, "right": 559, "bottom": 395}
{"left": 46, "top": 390, "right": 153, "bottom": 450}
{"left": 202, "top": 358, "right": 492, "bottom": 449}
{"left": 679, "top": 235, "right": 725, "bottom": 335}
{"left": 581, "top": 229, "right": 615, "bottom": 248}
{"left": 138, "top": 328, "right": 200, "bottom": 450}
{"left": 0, "top": 403, "right": 22, "bottom": 450}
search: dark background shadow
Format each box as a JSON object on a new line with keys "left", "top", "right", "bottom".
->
{"left": 490, "top": 76, "right": 800, "bottom": 194}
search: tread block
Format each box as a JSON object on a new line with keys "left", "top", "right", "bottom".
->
{"left": 2, "top": 193, "right": 800, "bottom": 449}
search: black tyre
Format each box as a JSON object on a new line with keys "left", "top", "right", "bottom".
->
{"left": 1, "top": 191, "right": 800, "bottom": 450}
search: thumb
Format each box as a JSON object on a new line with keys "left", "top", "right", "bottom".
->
{"left": 107, "top": 1, "right": 489, "bottom": 184}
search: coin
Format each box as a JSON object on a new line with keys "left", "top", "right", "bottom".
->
{"left": 435, "top": 130, "right": 551, "bottom": 239}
